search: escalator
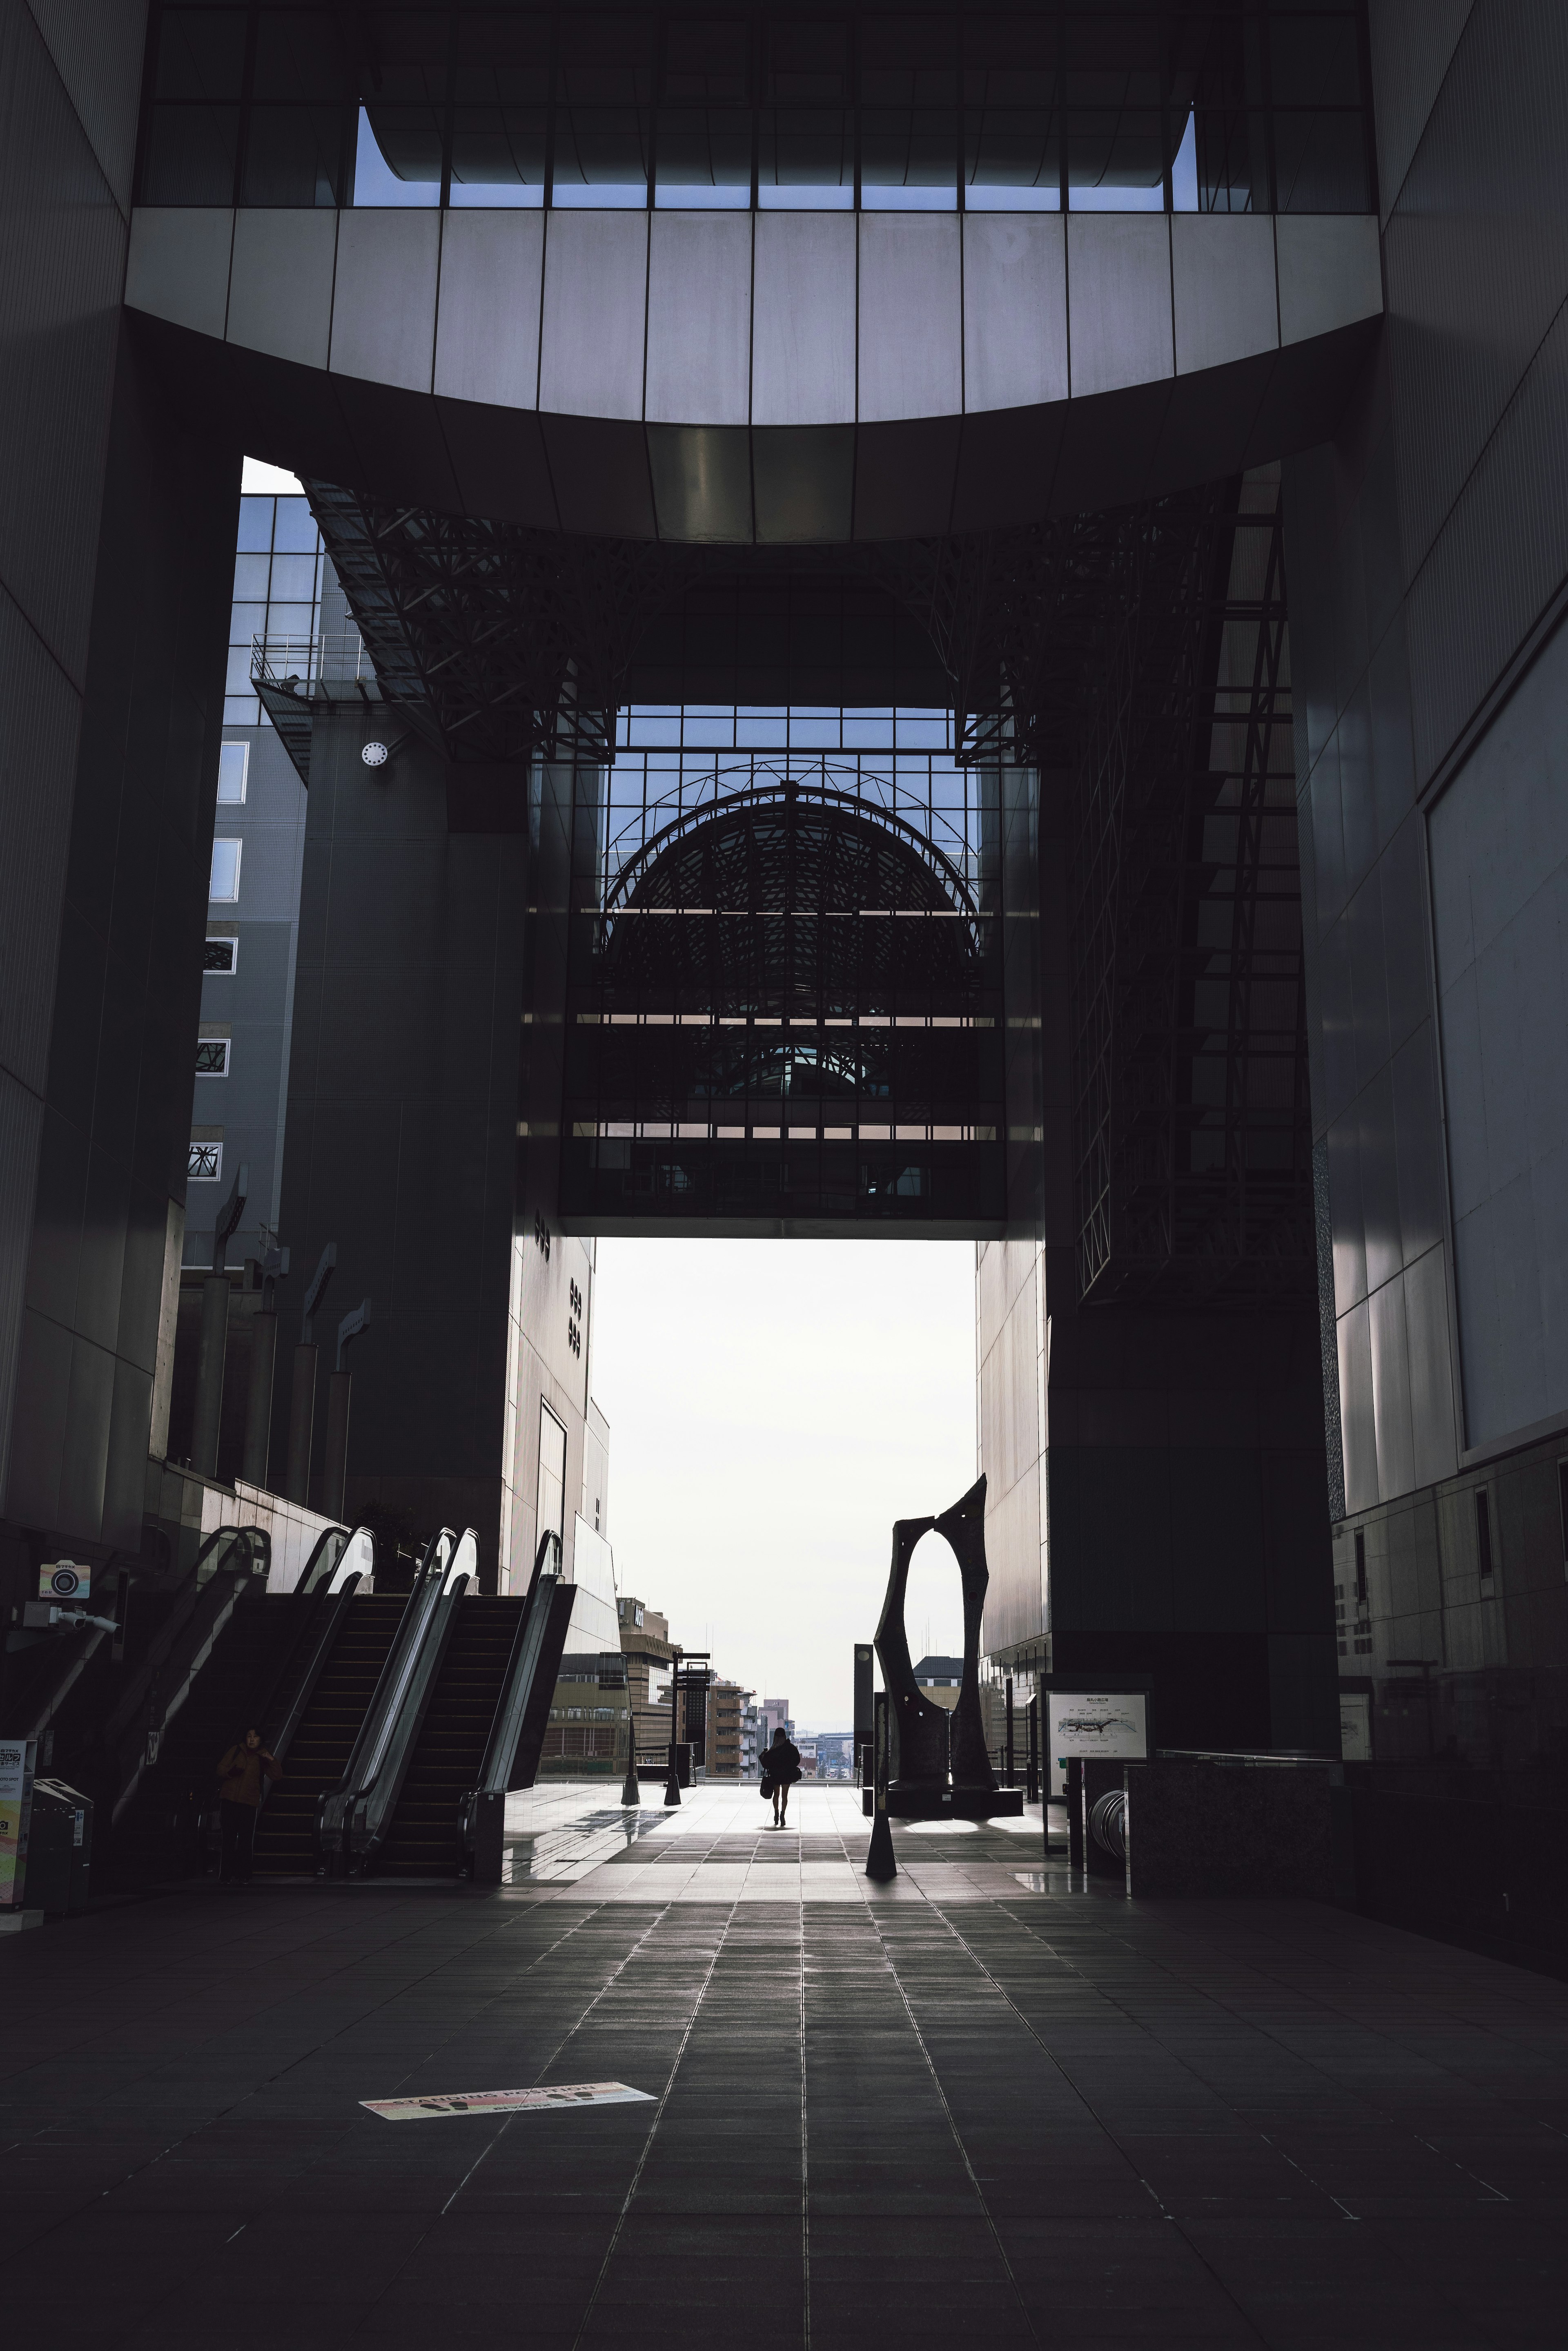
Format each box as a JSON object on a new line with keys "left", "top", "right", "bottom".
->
{"left": 375, "top": 1599, "right": 521, "bottom": 1876}
{"left": 252, "top": 1592, "right": 406, "bottom": 1875}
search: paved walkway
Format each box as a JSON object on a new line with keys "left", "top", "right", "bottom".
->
{"left": 5, "top": 1786, "right": 1568, "bottom": 2347}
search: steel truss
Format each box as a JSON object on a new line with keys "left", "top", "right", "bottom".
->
{"left": 298, "top": 475, "right": 1310, "bottom": 1299}
{"left": 1066, "top": 475, "right": 1312, "bottom": 1307}
{"left": 302, "top": 481, "right": 690, "bottom": 767}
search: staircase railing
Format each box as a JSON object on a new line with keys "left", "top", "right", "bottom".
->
{"left": 459, "top": 1530, "right": 577, "bottom": 1883}
{"left": 317, "top": 1526, "right": 477, "bottom": 1874}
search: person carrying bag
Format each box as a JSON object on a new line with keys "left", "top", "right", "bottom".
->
{"left": 761, "top": 1725, "right": 802, "bottom": 1829}
{"left": 215, "top": 1727, "right": 281, "bottom": 1885}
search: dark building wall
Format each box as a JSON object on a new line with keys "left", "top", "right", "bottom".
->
{"left": 1, "top": 0, "right": 238, "bottom": 1566}
{"left": 272, "top": 712, "right": 528, "bottom": 1579}
{"left": 1285, "top": 0, "right": 1568, "bottom": 1693}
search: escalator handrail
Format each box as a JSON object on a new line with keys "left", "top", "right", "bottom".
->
{"left": 101, "top": 1526, "right": 265, "bottom": 1751}
{"left": 317, "top": 1529, "right": 452, "bottom": 1850}
{"left": 256, "top": 1528, "right": 376, "bottom": 1791}
{"left": 473, "top": 1530, "right": 564, "bottom": 1798}
{"left": 108, "top": 1536, "right": 272, "bottom": 1827}
{"left": 316, "top": 1528, "right": 477, "bottom": 1859}
{"left": 347, "top": 1530, "right": 479, "bottom": 1863}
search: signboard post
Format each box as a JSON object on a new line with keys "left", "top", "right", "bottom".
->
{"left": 0, "top": 1738, "right": 38, "bottom": 1912}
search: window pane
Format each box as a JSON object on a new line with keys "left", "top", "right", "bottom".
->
{"left": 140, "top": 104, "right": 239, "bottom": 204}
{"left": 243, "top": 107, "right": 349, "bottom": 205}
{"left": 204, "top": 938, "right": 238, "bottom": 974}
{"left": 210, "top": 838, "right": 242, "bottom": 901}
{"left": 195, "top": 1039, "right": 229, "bottom": 1075}
{"left": 352, "top": 106, "right": 441, "bottom": 205}
{"left": 271, "top": 502, "right": 320, "bottom": 554}
{"left": 229, "top": 601, "right": 267, "bottom": 647}
{"left": 268, "top": 553, "right": 318, "bottom": 599}
{"left": 154, "top": 9, "right": 247, "bottom": 102}
{"left": 236, "top": 500, "right": 274, "bottom": 555}
{"left": 217, "top": 743, "right": 249, "bottom": 803}
{"left": 188, "top": 1140, "right": 223, "bottom": 1181}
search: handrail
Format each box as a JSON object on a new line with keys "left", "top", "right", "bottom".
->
{"left": 317, "top": 1526, "right": 479, "bottom": 1871}
{"left": 473, "top": 1530, "right": 562, "bottom": 1796}
{"left": 459, "top": 1532, "right": 578, "bottom": 1879}
{"left": 108, "top": 1528, "right": 270, "bottom": 1826}
{"left": 256, "top": 1528, "right": 376, "bottom": 1797}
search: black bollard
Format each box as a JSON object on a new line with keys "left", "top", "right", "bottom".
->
{"left": 663, "top": 1656, "right": 682, "bottom": 1807}
{"left": 620, "top": 1719, "right": 641, "bottom": 1808}
{"left": 1067, "top": 1756, "right": 1085, "bottom": 1874}
{"left": 1026, "top": 1695, "right": 1039, "bottom": 1804}
{"left": 865, "top": 1690, "right": 897, "bottom": 1882}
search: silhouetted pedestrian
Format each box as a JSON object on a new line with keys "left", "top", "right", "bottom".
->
{"left": 216, "top": 1727, "right": 279, "bottom": 1885}
{"left": 764, "top": 1726, "right": 802, "bottom": 1828}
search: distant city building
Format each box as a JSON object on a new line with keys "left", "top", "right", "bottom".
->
{"left": 758, "top": 1697, "right": 794, "bottom": 1746}
{"left": 739, "top": 1695, "right": 762, "bottom": 1780}
{"left": 813, "top": 1733, "right": 857, "bottom": 1782}
{"left": 707, "top": 1679, "right": 745, "bottom": 1779}
{"left": 618, "top": 1595, "right": 674, "bottom": 1762}
{"left": 541, "top": 1518, "right": 628, "bottom": 1775}
{"left": 796, "top": 1738, "right": 818, "bottom": 1779}
{"left": 912, "top": 1656, "right": 964, "bottom": 1713}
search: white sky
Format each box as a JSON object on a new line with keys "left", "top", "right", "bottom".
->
{"left": 589, "top": 1238, "right": 976, "bottom": 1734}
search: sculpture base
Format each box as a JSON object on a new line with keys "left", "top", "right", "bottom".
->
{"left": 863, "top": 1783, "right": 1025, "bottom": 1821}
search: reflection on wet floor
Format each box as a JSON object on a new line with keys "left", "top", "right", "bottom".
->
{"left": 500, "top": 1782, "right": 662, "bottom": 1882}
{"left": 498, "top": 1782, "right": 1074, "bottom": 1891}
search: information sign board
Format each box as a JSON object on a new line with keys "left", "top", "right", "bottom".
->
{"left": 1047, "top": 1692, "right": 1149, "bottom": 1762}
{"left": 0, "top": 1738, "right": 37, "bottom": 1909}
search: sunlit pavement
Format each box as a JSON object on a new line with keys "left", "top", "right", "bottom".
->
{"left": 5, "top": 1783, "right": 1568, "bottom": 2347}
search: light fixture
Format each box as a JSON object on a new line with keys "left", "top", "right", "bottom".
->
{"left": 361, "top": 739, "right": 389, "bottom": 769}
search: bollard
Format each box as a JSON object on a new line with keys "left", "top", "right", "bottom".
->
{"left": 865, "top": 1689, "right": 897, "bottom": 1881}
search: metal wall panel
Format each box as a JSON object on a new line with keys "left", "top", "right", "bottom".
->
{"left": 1403, "top": 1241, "right": 1461, "bottom": 1485}
{"left": 1276, "top": 216, "right": 1383, "bottom": 347}
{"left": 1171, "top": 215, "right": 1278, "bottom": 375}
{"left": 856, "top": 213, "right": 961, "bottom": 424}
{"left": 1359, "top": 1065, "right": 1403, "bottom": 1295}
{"left": 125, "top": 208, "right": 232, "bottom": 341}
{"left": 1327, "top": 1110, "right": 1367, "bottom": 1312}
{"left": 645, "top": 212, "right": 751, "bottom": 426}
{"left": 1369, "top": 0, "right": 1475, "bottom": 221}
{"left": 331, "top": 211, "right": 440, "bottom": 395}
{"left": 1066, "top": 216, "right": 1172, "bottom": 399}
{"left": 227, "top": 210, "right": 337, "bottom": 370}
{"left": 751, "top": 212, "right": 855, "bottom": 426}
{"left": 1384, "top": 2, "right": 1568, "bottom": 582}
{"left": 646, "top": 424, "right": 752, "bottom": 542}
{"left": 961, "top": 215, "right": 1067, "bottom": 413}
{"left": 1391, "top": 1020, "right": 1447, "bottom": 1265}
{"left": 25, "top": 0, "right": 147, "bottom": 214}
{"left": 1430, "top": 611, "right": 1568, "bottom": 1445}
{"left": 539, "top": 210, "right": 648, "bottom": 422}
{"left": 1338, "top": 1294, "right": 1379, "bottom": 1512}
{"left": 1405, "top": 299, "right": 1568, "bottom": 789}
{"left": 433, "top": 211, "right": 543, "bottom": 410}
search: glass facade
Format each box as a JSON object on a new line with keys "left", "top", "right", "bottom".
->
{"left": 138, "top": 4, "right": 1374, "bottom": 216}
{"left": 226, "top": 492, "right": 325, "bottom": 727}
{"left": 561, "top": 702, "right": 1006, "bottom": 1227}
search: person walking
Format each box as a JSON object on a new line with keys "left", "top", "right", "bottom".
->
{"left": 216, "top": 1727, "right": 280, "bottom": 1885}
{"left": 765, "top": 1724, "right": 801, "bottom": 1829}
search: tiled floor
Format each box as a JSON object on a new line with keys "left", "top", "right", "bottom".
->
{"left": 6, "top": 1785, "right": 1568, "bottom": 2346}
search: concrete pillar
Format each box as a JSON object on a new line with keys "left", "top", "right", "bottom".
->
{"left": 243, "top": 1309, "right": 278, "bottom": 1489}
{"left": 285, "top": 1343, "right": 317, "bottom": 1506}
{"left": 190, "top": 1274, "right": 230, "bottom": 1479}
{"left": 321, "top": 1370, "right": 352, "bottom": 1526}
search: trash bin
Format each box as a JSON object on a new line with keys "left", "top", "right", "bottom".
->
{"left": 26, "top": 1779, "right": 93, "bottom": 1914}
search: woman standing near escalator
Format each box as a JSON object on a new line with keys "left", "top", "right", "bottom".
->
{"left": 215, "top": 1727, "right": 281, "bottom": 1885}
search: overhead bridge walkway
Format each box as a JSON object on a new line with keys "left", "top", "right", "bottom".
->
{"left": 99, "top": 1524, "right": 577, "bottom": 1887}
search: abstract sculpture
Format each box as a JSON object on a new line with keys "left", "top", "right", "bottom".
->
{"left": 872, "top": 1473, "right": 1023, "bottom": 1820}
